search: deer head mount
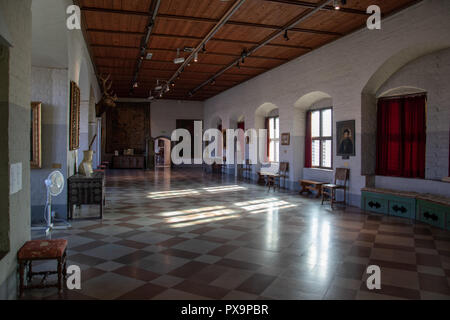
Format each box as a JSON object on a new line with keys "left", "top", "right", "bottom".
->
{"left": 95, "top": 73, "right": 118, "bottom": 116}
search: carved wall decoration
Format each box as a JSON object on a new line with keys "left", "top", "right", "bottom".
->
{"left": 106, "top": 102, "right": 150, "bottom": 155}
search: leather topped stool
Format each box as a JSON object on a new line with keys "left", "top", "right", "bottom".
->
{"left": 17, "top": 239, "right": 68, "bottom": 298}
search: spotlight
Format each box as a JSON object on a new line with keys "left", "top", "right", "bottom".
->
{"left": 333, "top": 0, "right": 340, "bottom": 10}
{"left": 171, "top": 82, "right": 175, "bottom": 87}
{"left": 133, "top": 82, "right": 139, "bottom": 88}
{"left": 241, "top": 49, "right": 248, "bottom": 64}
{"left": 194, "top": 52, "right": 198, "bottom": 63}
{"left": 284, "top": 30, "right": 290, "bottom": 41}
{"left": 166, "top": 86, "right": 170, "bottom": 93}
{"left": 211, "top": 79, "right": 216, "bottom": 85}
{"left": 155, "top": 80, "right": 162, "bottom": 91}
{"left": 173, "top": 48, "right": 185, "bottom": 64}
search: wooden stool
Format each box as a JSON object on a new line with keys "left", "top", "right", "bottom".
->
{"left": 17, "top": 239, "right": 68, "bottom": 298}
{"left": 299, "top": 180, "right": 325, "bottom": 198}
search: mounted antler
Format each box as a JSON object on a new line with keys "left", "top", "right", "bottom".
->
{"left": 95, "top": 73, "right": 118, "bottom": 116}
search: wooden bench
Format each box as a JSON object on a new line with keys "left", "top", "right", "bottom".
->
{"left": 299, "top": 180, "right": 325, "bottom": 198}
{"left": 17, "top": 239, "right": 68, "bottom": 298}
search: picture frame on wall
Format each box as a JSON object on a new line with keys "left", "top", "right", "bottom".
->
{"left": 69, "top": 81, "right": 80, "bottom": 151}
{"left": 281, "top": 133, "right": 290, "bottom": 146}
{"left": 336, "top": 120, "right": 356, "bottom": 158}
{"left": 30, "top": 102, "right": 42, "bottom": 169}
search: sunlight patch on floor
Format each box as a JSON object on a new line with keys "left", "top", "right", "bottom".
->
{"left": 158, "top": 206, "right": 227, "bottom": 217}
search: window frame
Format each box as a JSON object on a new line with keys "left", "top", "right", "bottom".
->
{"left": 311, "top": 107, "right": 333, "bottom": 170}
{"left": 267, "top": 115, "right": 280, "bottom": 163}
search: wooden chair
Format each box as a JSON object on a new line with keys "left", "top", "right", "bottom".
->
{"left": 322, "top": 168, "right": 350, "bottom": 208}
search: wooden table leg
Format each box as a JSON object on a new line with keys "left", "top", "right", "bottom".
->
{"left": 57, "top": 258, "right": 63, "bottom": 294}
{"left": 19, "top": 261, "right": 25, "bottom": 298}
{"left": 316, "top": 185, "right": 322, "bottom": 198}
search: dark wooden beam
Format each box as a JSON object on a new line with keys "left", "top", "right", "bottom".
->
{"left": 91, "top": 44, "right": 289, "bottom": 61}
{"left": 95, "top": 58, "right": 270, "bottom": 71}
{"left": 157, "top": 14, "right": 342, "bottom": 36}
{"left": 87, "top": 29, "right": 312, "bottom": 50}
{"left": 262, "top": 0, "right": 368, "bottom": 15}
{"left": 80, "top": 6, "right": 151, "bottom": 17}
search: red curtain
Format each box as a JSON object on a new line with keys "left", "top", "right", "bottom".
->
{"left": 305, "top": 111, "right": 312, "bottom": 168}
{"left": 376, "top": 95, "right": 426, "bottom": 178}
{"left": 237, "top": 121, "right": 245, "bottom": 131}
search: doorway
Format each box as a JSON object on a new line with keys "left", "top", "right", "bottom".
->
{"left": 155, "top": 137, "right": 171, "bottom": 168}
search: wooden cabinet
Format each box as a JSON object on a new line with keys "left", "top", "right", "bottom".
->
{"left": 112, "top": 156, "right": 145, "bottom": 169}
{"left": 67, "top": 172, "right": 105, "bottom": 220}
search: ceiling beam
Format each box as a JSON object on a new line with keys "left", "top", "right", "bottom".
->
{"left": 97, "top": 66, "right": 255, "bottom": 77}
{"left": 190, "top": 0, "right": 334, "bottom": 96}
{"left": 157, "top": 13, "right": 342, "bottom": 36}
{"left": 91, "top": 44, "right": 289, "bottom": 61}
{"left": 87, "top": 29, "right": 313, "bottom": 50}
{"left": 261, "top": 0, "right": 368, "bottom": 15}
{"left": 80, "top": 6, "right": 152, "bottom": 17}
{"left": 96, "top": 58, "right": 270, "bottom": 70}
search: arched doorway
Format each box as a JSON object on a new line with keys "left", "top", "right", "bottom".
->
{"left": 154, "top": 136, "right": 171, "bottom": 168}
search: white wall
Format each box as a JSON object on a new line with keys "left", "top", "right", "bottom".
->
{"left": 30, "top": 67, "right": 69, "bottom": 223}
{"left": 203, "top": 0, "right": 450, "bottom": 206}
{"left": 151, "top": 100, "right": 204, "bottom": 138}
{"left": 30, "top": 0, "right": 101, "bottom": 221}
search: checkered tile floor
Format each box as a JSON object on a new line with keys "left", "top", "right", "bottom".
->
{"left": 24, "top": 168, "right": 450, "bottom": 300}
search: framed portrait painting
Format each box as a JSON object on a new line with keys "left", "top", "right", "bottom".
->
{"left": 336, "top": 120, "right": 355, "bottom": 158}
{"left": 69, "top": 81, "right": 80, "bottom": 150}
{"left": 281, "top": 133, "right": 290, "bottom": 146}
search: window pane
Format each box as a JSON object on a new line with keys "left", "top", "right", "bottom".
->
{"left": 275, "top": 141, "right": 279, "bottom": 162}
{"left": 275, "top": 117, "right": 279, "bottom": 139}
{"left": 311, "top": 111, "right": 320, "bottom": 138}
{"left": 322, "top": 140, "right": 332, "bottom": 168}
{"left": 322, "top": 109, "right": 332, "bottom": 137}
{"left": 269, "top": 141, "right": 275, "bottom": 162}
{"left": 312, "top": 140, "right": 320, "bottom": 167}
{"left": 269, "top": 118, "right": 274, "bottom": 139}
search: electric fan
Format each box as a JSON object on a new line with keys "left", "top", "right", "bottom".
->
{"left": 31, "top": 170, "right": 71, "bottom": 235}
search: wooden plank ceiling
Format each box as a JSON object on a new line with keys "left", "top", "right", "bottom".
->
{"left": 79, "top": 0, "right": 420, "bottom": 101}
